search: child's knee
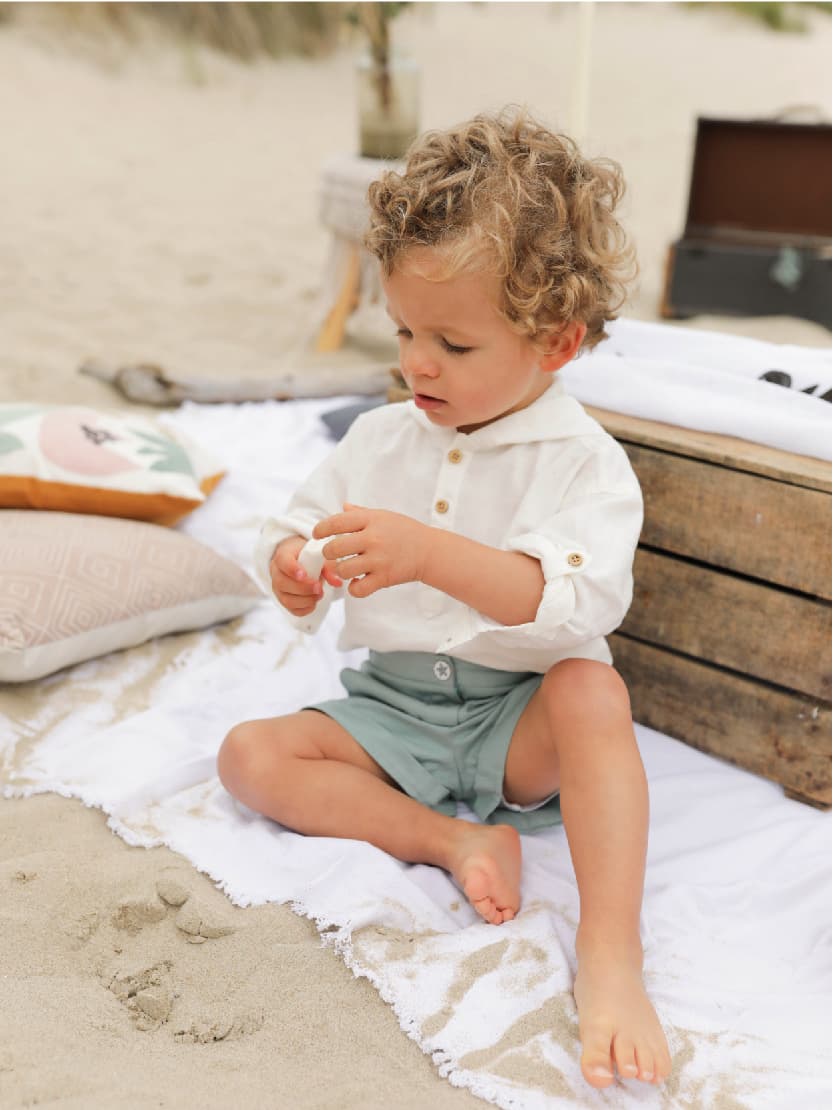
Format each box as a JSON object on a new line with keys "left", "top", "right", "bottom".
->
{"left": 217, "top": 721, "right": 266, "bottom": 792}
{"left": 544, "top": 659, "right": 632, "bottom": 723}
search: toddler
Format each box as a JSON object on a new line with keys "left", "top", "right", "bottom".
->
{"left": 218, "top": 108, "right": 671, "bottom": 1089}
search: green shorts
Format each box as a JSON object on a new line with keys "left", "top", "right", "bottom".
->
{"left": 306, "top": 650, "right": 562, "bottom": 833}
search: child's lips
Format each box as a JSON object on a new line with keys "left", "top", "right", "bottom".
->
{"left": 414, "top": 392, "right": 446, "bottom": 410}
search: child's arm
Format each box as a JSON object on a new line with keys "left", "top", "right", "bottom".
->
{"left": 312, "top": 504, "right": 544, "bottom": 627}
{"left": 422, "top": 529, "right": 545, "bottom": 626}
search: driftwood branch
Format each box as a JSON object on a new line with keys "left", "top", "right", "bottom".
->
{"left": 79, "top": 359, "right": 394, "bottom": 406}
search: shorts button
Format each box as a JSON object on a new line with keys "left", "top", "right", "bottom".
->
{"left": 433, "top": 659, "right": 452, "bottom": 681}
{"left": 435, "top": 499, "right": 449, "bottom": 514}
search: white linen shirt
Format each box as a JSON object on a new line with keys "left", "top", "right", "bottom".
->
{"left": 254, "top": 380, "right": 643, "bottom": 674}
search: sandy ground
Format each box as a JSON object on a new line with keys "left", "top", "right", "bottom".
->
{"left": 0, "top": 3, "right": 830, "bottom": 1108}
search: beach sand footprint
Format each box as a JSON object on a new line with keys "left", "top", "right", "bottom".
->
{"left": 106, "top": 957, "right": 176, "bottom": 1032}
{"left": 173, "top": 897, "right": 237, "bottom": 942}
{"left": 172, "top": 1007, "right": 266, "bottom": 1044}
{"left": 111, "top": 896, "right": 167, "bottom": 934}
{"left": 98, "top": 869, "right": 242, "bottom": 1033}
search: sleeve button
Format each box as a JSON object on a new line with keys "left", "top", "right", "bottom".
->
{"left": 567, "top": 552, "right": 584, "bottom": 567}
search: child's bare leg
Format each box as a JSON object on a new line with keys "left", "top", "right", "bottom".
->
{"left": 217, "top": 710, "right": 521, "bottom": 924}
{"left": 503, "top": 659, "right": 672, "bottom": 1089}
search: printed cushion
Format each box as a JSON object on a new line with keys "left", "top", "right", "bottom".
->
{"left": 0, "top": 404, "right": 225, "bottom": 525}
{"left": 0, "top": 511, "right": 263, "bottom": 683}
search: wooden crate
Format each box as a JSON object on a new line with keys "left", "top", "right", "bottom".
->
{"left": 585, "top": 406, "right": 831, "bottom": 809}
{"left": 388, "top": 377, "right": 831, "bottom": 807}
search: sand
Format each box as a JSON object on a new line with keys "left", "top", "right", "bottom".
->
{"left": 0, "top": 3, "right": 830, "bottom": 1108}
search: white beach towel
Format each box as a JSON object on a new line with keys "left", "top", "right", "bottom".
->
{"left": 2, "top": 386, "right": 829, "bottom": 1110}
{"left": 568, "top": 319, "right": 831, "bottom": 460}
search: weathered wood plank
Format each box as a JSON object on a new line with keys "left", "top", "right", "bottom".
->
{"left": 585, "top": 404, "right": 831, "bottom": 492}
{"left": 610, "top": 634, "right": 831, "bottom": 807}
{"left": 622, "top": 549, "right": 831, "bottom": 699}
{"left": 624, "top": 443, "right": 831, "bottom": 599}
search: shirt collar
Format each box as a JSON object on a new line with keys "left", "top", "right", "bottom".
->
{"left": 407, "top": 377, "right": 603, "bottom": 448}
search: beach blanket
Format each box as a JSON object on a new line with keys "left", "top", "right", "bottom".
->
{"left": 2, "top": 349, "right": 830, "bottom": 1108}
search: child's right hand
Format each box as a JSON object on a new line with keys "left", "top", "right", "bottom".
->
{"left": 269, "top": 535, "right": 343, "bottom": 616}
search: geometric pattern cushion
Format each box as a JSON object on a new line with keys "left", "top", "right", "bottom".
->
{"left": 0, "top": 511, "right": 263, "bottom": 682}
{"left": 0, "top": 404, "right": 225, "bottom": 525}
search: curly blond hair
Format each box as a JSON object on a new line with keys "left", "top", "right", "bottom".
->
{"left": 365, "top": 107, "right": 636, "bottom": 351}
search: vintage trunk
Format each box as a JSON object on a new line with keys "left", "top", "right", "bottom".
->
{"left": 388, "top": 376, "right": 831, "bottom": 807}
{"left": 661, "top": 117, "right": 832, "bottom": 329}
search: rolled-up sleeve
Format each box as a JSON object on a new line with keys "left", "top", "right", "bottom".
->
{"left": 440, "top": 445, "right": 643, "bottom": 661}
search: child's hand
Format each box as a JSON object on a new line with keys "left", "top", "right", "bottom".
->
{"left": 269, "top": 535, "right": 343, "bottom": 616}
{"left": 312, "top": 504, "right": 430, "bottom": 599}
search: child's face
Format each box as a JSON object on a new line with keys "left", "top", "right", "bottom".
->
{"left": 384, "top": 250, "right": 580, "bottom": 434}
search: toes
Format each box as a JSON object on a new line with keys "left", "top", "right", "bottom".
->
{"left": 635, "top": 1046, "right": 655, "bottom": 1084}
{"left": 580, "top": 1032, "right": 615, "bottom": 1089}
{"left": 471, "top": 896, "right": 517, "bottom": 926}
{"left": 613, "top": 1034, "right": 639, "bottom": 1081}
{"left": 472, "top": 896, "right": 499, "bottom": 925}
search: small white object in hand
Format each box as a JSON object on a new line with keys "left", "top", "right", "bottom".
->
{"left": 297, "top": 536, "right": 328, "bottom": 582}
{"left": 295, "top": 537, "right": 332, "bottom": 634}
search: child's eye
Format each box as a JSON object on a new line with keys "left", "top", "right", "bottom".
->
{"left": 441, "top": 339, "right": 472, "bottom": 355}
{"left": 395, "top": 329, "right": 471, "bottom": 355}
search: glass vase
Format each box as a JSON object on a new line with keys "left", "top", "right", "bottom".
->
{"left": 356, "top": 52, "right": 419, "bottom": 161}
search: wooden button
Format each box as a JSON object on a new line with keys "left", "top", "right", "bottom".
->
{"left": 567, "top": 552, "right": 584, "bottom": 567}
{"left": 448, "top": 449, "right": 463, "bottom": 464}
{"left": 435, "top": 499, "right": 449, "bottom": 514}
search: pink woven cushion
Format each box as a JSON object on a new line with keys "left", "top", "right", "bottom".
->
{"left": 0, "top": 510, "right": 263, "bottom": 682}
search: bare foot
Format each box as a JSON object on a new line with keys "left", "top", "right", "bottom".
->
{"left": 447, "top": 824, "right": 522, "bottom": 924}
{"left": 573, "top": 944, "right": 672, "bottom": 1089}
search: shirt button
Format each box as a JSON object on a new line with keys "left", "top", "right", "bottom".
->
{"left": 433, "top": 659, "right": 452, "bottom": 681}
{"left": 435, "top": 499, "right": 449, "bottom": 514}
{"left": 567, "top": 552, "right": 584, "bottom": 567}
{"left": 447, "top": 449, "right": 463, "bottom": 464}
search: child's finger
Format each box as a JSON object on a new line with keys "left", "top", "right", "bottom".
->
{"left": 347, "top": 572, "right": 377, "bottom": 598}
{"left": 282, "top": 597, "right": 317, "bottom": 616}
{"left": 279, "top": 584, "right": 321, "bottom": 606}
{"left": 322, "top": 565, "right": 343, "bottom": 588}
{"left": 322, "top": 535, "right": 362, "bottom": 562}
{"left": 313, "top": 508, "right": 365, "bottom": 540}
{"left": 332, "top": 555, "right": 370, "bottom": 581}
{"left": 299, "top": 581, "right": 324, "bottom": 597}
{"left": 274, "top": 550, "right": 304, "bottom": 579}
{"left": 275, "top": 571, "right": 322, "bottom": 597}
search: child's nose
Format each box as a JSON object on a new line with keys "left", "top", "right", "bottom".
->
{"left": 403, "top": 342, "right": 440, "bottom": 379}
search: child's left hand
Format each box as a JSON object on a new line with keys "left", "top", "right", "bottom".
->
{"left": 312, "top": 503, "right": 430, "bottom": 598}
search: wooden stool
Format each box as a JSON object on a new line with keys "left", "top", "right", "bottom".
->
{"left": 315, "top": 154, "right": 404, "bottom": 354}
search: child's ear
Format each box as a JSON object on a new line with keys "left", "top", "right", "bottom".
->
{"left": 539, "top": 321, "right": 587, "bottom": 373}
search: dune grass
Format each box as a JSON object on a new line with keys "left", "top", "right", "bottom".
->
{"left": 0, "top": 1, "right": 348, "bottom": 59}
{"left": 687, "top": 1, "right": 830, "bottom": 33}
{"left": 1, "top": 1, "right": 828, "bottom": 60}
